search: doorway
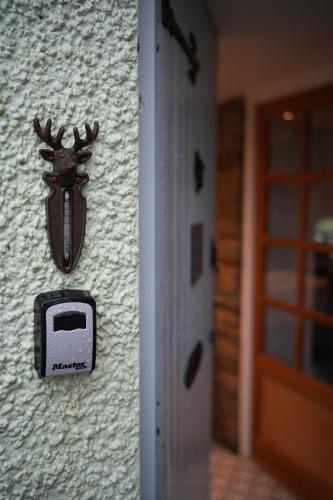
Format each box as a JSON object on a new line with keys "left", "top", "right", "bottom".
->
{"left": 139, "top": 1, "right": 333, "bottom": 498}
{"left": 253, "top": 85, "right": 333, "bottom": 499}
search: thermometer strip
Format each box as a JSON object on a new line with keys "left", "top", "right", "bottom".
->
{"left": 63, "top": 190, "right": 71, "bottom": 265}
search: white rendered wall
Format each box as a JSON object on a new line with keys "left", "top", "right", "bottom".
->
{"left": 0, "top": 1, "right": 139, "bottom": 499}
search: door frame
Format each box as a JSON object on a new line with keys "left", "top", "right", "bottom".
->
{"left": 138, "top": 1, "right": 158, "bottom": 499}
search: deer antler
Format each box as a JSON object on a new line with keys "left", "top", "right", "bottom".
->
{"left": 33, "top": 117, "right": 65, "bottom": 150}
{"left": 73, "top": 122, "right": 99, "bottom": 151}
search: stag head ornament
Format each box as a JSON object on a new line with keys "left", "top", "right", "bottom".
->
{"left": 34, "top": 117, "right": 99, "bottom": 273}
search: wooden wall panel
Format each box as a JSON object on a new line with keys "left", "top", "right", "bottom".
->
{"left": 213, "top": 98, "right": 244, "bottom": 451}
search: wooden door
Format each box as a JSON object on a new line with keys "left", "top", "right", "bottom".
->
{"left": 154, "top": 1, "right": 216, "bottom": 499}
{"left": 253, "top": 85, "right": 333, "bottom": 500}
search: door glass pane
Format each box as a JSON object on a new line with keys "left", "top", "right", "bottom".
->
{"left": 266, "top": 182, "right": 299, "bottom": 238}
{"left": 264, "top": 246, "right": 297, "bottom": 303}
{"left": 307, "top": 180, "right": 333, "bottom": 243}
{"left": 268, "top": 112, "right": 302, "bottom": 172}
{"left": 302, "top": 319, "right": 333, "bottom": 386}
{"left": 263, "top": 306, "right": 296, "bottom": 366}
{"left": 304, "top": 251, "right": 333, "bottom": 315}
{"left": 310, "top": 108, "right": 333, "bottom": 171}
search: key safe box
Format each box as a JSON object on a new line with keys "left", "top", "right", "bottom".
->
{"left": 34, "top": 290, "right": 96, "bottom": 378}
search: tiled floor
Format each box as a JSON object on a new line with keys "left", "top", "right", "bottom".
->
{"left": 210, "top": 442, "right": 297, "bottom": 500}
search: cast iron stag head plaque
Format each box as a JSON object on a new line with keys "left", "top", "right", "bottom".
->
{"left": 33, "top": 117, "right": 99, "bottom": 273}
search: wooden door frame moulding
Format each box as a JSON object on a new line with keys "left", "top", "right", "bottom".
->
{"left": 239, "top": 67, "right": 333, "bottom": 458}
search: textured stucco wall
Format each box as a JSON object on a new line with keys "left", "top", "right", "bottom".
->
{"left": 0, "top": 1, "right": 139, "bottom": 499}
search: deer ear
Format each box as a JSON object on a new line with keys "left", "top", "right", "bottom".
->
{"left": 39, "top": 149, "right": 55, "bottom": 162}
{"left": 78, "top": 151, "right": 92, "bottom": 164}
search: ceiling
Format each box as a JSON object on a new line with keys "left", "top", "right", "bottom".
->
{"left": 207, "top": 0, "right": 333, "bottom": 101}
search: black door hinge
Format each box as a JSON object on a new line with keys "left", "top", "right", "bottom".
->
{"left": 194, "top": 150, "right": 205, "bottom": 193}
{"left": 161, "top": 0, "right": 200, "bottom": 85}
{"left": 210, "top": 239, "right": 217, "bottom": 271}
